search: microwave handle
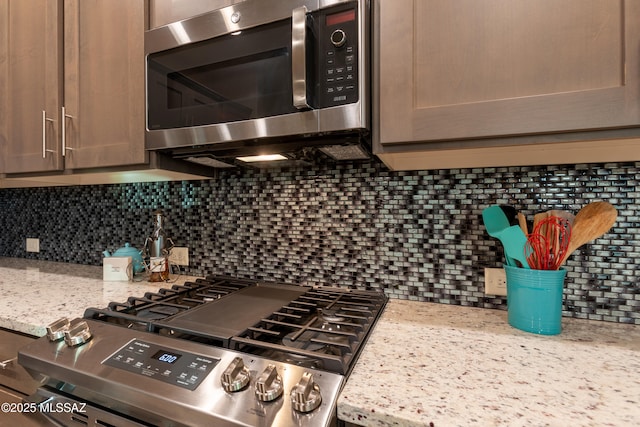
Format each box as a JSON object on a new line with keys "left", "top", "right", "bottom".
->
{"left": 292, "top": 6, "right": 310, "bottom": 109}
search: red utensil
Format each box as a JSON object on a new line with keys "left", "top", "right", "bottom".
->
{"left": 525, "top": 216, "right": 572, "bottom": 270}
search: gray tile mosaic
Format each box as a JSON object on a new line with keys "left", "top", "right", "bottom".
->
{"left": 0, "top": 159, "right": 638, "bottom": 324}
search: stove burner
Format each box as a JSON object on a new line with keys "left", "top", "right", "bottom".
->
{"left": 283, "top": 353, "right": 323, "bottom": 369}
{"left": 317, "top": 308, "right": 346, "bottom": 324}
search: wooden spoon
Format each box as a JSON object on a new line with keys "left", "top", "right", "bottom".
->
{"left": 517, "top": 212, "right": 528, "bottom": 235}
{"left": 557, "top": 201, "right": 617, "bottom": 267}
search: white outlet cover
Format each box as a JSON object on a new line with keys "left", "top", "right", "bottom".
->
{"left": 484, "top": 267, "right": 507, "bottom": 296}
{"left": 169, "top": 247, "right": 189, "bottom": 266}
{"left": 103, "top": 256, "right": 132, "bottom": 281}
{"left": 26, "top": 238, "right": 40, "bottom": 253}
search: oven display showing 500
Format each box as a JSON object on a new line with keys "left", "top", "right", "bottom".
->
{"left": 153, "top": 350, "right": 181, "bottom": 364}
{"left": 103, "top": 339, "right": 219, "bottom": 390}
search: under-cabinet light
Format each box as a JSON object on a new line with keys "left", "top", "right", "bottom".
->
{"left": 236, "top": 154, "right": 288, "bottom": 162}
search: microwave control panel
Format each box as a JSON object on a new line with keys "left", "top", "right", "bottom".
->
{"left": 317, "top": 4, "right": 360, "bottom": 108}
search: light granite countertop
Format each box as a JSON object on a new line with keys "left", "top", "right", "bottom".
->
{"left": 338, "top": 300, "right": 640, "bottom": 427}
{"left": 3, "top": 257, "right": 638, "bottom": 426}
{"left": 0, "top": 257, "right": 199, "bottom": 337}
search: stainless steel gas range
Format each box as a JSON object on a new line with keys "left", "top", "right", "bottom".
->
{"left": 18, "top": 276, "right": 387, "bottom": 426}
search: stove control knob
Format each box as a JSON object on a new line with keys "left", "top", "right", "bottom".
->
{"left": 291, "top": 372, "right": 322, "bottom": 413}
{"left": 255, "top": 364, "right": 283, "bottom": 402}
{"left": 63, "top": 321, "right": 92, "bottom": 347}
{"left": 46, "top": 317, "right": 70, "bottom": 342}
{"left": 221, "top": 357, "right": 251, "bottom": 392}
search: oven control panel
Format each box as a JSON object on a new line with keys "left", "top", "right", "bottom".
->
{"left": 19, "top": 319, "right": 347, "bottom": 427}
{"left": 103, "top": 339, "right": 219, "bottom": 390}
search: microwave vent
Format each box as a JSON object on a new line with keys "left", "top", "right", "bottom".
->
{"left": 184, "top": 156, "right": 236, "bottom": 168}
{"left": 318, "top": 145, "right": 370, "bottom": 161}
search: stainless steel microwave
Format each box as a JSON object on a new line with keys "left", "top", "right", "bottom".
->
{"left": 145, "top": 0, "right": 370, "bottom": 165}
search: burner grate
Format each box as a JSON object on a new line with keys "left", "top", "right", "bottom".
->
{"left": 84, "top": 276, "right": 255, "bottom": 332}
{"left": 83, "top": 276, "right": 387, "bottom": 375}
{"left": 231, "top": 287, "right": 387, "bottom": 375}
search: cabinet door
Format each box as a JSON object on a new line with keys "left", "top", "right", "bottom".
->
{"left": 376, "top": 0, "right": 640, "bottom": 145}
{"left": 63, "top": 0, "right": 146, "bottom": 169}
{"left": 0, "top": 329, "right": 39, "bottom": 396}
{"left": 1, "top": 0, "right": 63, "bottom": 173}
{"left": 0, "top": 0, "right": 6, "bottom": 173}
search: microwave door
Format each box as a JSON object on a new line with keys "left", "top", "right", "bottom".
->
{"left": 145, "top": 5, "right": 320, "bottom": 151}
{"left": 146, "top": 111, "right": 320, "bottom": 151}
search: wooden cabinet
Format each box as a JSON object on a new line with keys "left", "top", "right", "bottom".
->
{"left": 0, "top": 0, "right": 63, "bottom": 173}
{"left": 0, "top": 0, "right": 6, "bottom": 174}
{"left": 0, "top": 0, "right": 146, "bottom": 174}
{"left": 373, "top": 0, "right": 640, "bottom": 170}
{"left": 0, "top": 329, "right": 39, "bottom": 396}
{"left": 63, "top": 0, "right": 146, "bottom": 170}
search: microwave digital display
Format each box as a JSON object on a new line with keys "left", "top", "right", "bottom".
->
{"left": 326, "top": 9, "right": 355, "bottom": 26}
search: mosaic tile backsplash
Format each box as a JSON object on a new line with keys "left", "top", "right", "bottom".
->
{"left": 0, "top": 159, "right": 638, "bottom": 324}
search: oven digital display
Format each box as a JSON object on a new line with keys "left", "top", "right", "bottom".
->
{"left": 104, "top": 340, "right": 219, "bottom": 391}
{"left": 326, "top": 9, "right": 355, "bottom": 26}
{"left": 152, "top": 350, "right": 182, "bottom": 364}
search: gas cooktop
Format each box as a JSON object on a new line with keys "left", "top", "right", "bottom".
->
{"left": 84, "top": 275, "right": 387, "bottom": 375}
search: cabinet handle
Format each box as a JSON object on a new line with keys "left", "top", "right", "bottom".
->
{"left": 61, "top": 106, "right": 74, "bottom": 156}
{"left": 0, "top": 357, "right": 16, "bottom": 369}
{"left": 42, "top": 110, "right": 56, "bottom": 159}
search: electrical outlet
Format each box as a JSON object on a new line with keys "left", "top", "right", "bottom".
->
{"left": 169, "top": 247, "right": 189, "bottom": 266}
{"left": 26, "top": 238, "right": 40, "bottom": 253}
{"left": 484, "top": 267, "right": 507, "bottom": 296}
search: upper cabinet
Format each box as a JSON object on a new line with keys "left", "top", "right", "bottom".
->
{"left": 0, "top": 0, "right": 7, "bottom": 174}
{"left": 63, "top": 0, "right": 146, "bottom": 170}
{"left": 1, "top": 0, "right": 63, "bottom": 173}
{"left": 0, "top": 0, "right": 146, "bottom": 174}
{"left": 373, "top": 0, "right": 640, "bottom": 170}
